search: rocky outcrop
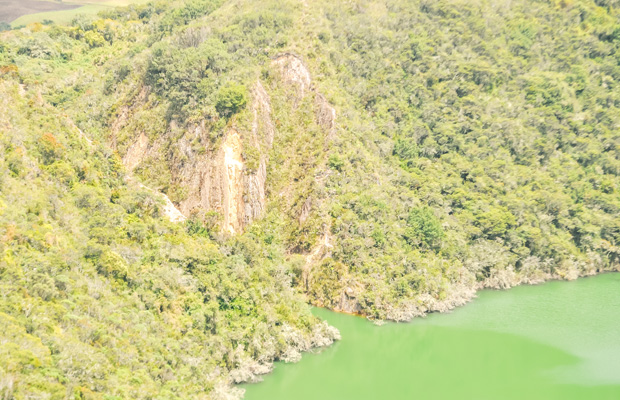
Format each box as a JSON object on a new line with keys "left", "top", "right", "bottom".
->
{"left": 161, "top": 193, "right": 187, "bottom": 222}
{"left": 166, "top": 124, "right": 255, "bottom": 234}
{"left": 124, "top": 175, "right": 186, "bottom": 223}
{"left": 221, "top": 129, "right": 244, "bottom": 234}
{"left": 270, "top": 54, "right": 337, "bottom": 224}
{"left": 251, "top": 81, "right": 276, "bottom": 148}
{"left": 272, "top": 54, "right": 312, "bottom": 99}
{"left": 116, "top": 80, "right": 275, "bottom": 234}
{"left": 114, "top": 56, "right": 333, "bottom": 235}
{"left": 123, "top": 132, "right": 149, "bottom": 172}
{"left": 242, "top": 81, "right": 276, "bottom": 227}
{"left": 272, "top": 54, "right": 342, "bottom": 305}
{"left": 272, "top": 54, "right": 336, "bottom": 141}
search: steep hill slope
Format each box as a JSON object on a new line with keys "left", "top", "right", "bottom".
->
{"left": 0, "top": 79, "right": 338, "bottom": 398}
{"left": 1, "top": 0, "right": 620, "bottom": 397}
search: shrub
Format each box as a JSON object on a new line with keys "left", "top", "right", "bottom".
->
{"left": 328, "top": 154, "right": 344, "bottom": 171}
{"left": 38, "top": 133, "right": 63, "bottom": 165}
{"left": 96, "top": 251, "right": 128, "bottom": 280}
{"left": 404, "top": 207, "right": 444, "bottom": 249}
{"left": 475, "top": 206, "right": 516, "bottom": 239}
{"left": 215, "top": 83, "right": 247, "bottom": 117}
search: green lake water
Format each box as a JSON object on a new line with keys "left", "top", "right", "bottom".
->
{"left": 242, "top": 273, "right": 620, "bottom": 399}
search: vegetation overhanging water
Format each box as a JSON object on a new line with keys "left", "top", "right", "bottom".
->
{"left": 242, "top": 273, "right": 620, "bottom": 400}
{"left": 3, "top": 0, "right": 620, "bottom": 397}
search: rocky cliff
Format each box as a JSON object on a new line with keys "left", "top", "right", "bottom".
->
{"left": 113, "top": 54, "right": 335, "bottom": 238}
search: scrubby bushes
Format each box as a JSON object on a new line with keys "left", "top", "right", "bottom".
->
{"left": 404, "top": 207, "right": 444, "bottom": 250}
{"left": 0, "top": 81, "right": 334, "bottom": 399}
{"left": 215, "top": 83, "right": 248, "bottom": 117}
{"left": 2, "top": 0, "right": 620, "bottom": 396}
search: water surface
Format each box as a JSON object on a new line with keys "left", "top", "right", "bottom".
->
{"left": 242, "top": 273, "right": 620, "bottom": 399}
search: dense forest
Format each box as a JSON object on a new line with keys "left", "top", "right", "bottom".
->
{"left": 1, "top": 0, "right": 620, "bottom": 398}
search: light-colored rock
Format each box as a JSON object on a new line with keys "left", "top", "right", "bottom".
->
{"left": 160, "top": 191, "right": 187, "bottom": 223}
{"left": 242, "top": 80, "right": 276, "bottom": 227}
{"left": 123, "top": 132, "right": 149, "bottom": 171}
{"left": 272, "top": 53, "right": 337, "bottom": 139}
{"left": 272, "top": 53, "right": 312, "bottom": 97}
{"left": 113, "top": 79, "right": 277, "bottom": 234}
{"left": 222, "top": 129, "right": 244, "bottom": 234}
{"left": 113, "top": 56, "right": 335, "bottom": 237}
{"left": 126, "top": 176, "right": 186, "bottom": 223}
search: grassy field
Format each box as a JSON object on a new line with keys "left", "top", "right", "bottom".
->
{"left": 7, "top": 0, "right": 150, "bottom": 27}
{"left": 10, "top": 4, "right": 109, "bottom": 27}
{"left": 0, "top": 0, "right": 80, "bottom": 24}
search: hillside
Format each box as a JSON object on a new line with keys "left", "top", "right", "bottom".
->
{"left": 1, "top": 0, "right": 620, "bottom": 398}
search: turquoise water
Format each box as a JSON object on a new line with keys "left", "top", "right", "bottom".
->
{"left": 242, "top": 273, "right": 620, "bottom": 399}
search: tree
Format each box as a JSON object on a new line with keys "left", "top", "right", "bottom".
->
{"left": 405, "top": 207, "right": 444, "bottom": 250}
{"left": 215, "top": 83, "right": 247, "bottom": 117}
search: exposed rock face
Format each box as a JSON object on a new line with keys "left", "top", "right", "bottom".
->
{"left": 271, "top": 54, "right": 344, "bottom": 308}
{"left": 251, "top": 81, "right": 276, "bottom": 148}
{"left": 161, "top": 193, "right": 187, "bottom": 222}
{"left": 116, "top": 56, "right": 334, "bottom": 236}
{"left": 243, "top": 81, "right": 276, "bottom": 227}
{"left": 129, "top": 177, "right": 187, "bottom": 223}
{"left": 271, "top": 53, "right": 312, "bottom": 98}
{"left": 117, "top": 81, "right": 275, "bottom": 234}
{"left": 272, "top": 53, "right": 341, "bottom": 290}
{"left": 123, "top": 132, "right": 149, "bottom": 172}
{"left": 167, "top": 121, "right": 268, "bottom": 234}
{"left": 272, "top": 54, "right": 336, "bottom": 139}
{"left": 222, "top": 129, "right": 244, "bottom": 234}
{"left": 337, "top": 284, "right": 364, "bottom": 315}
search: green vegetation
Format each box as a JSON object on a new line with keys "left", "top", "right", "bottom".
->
{"left": 1, "top": 0, "right": 620, "bottom": 397}
{"left": 216, "top": 84, "right": 248, "bottom": 117}
{"left": 0, "top": 81, "right": 340, "bottom": 399}
{"left": 0, "top": 80, "right": 337, "bottom": 399}
{"left": 405, "top": 207, "right": 444, "bottom": 250}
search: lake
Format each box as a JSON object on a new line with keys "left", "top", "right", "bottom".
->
{"left": 242, "top": 273, "right": 620, "bottom": 400}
